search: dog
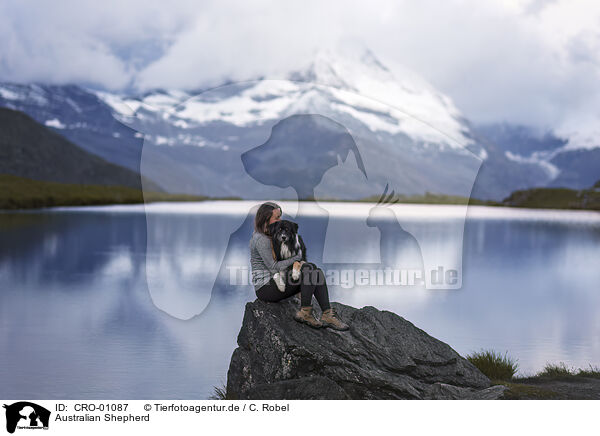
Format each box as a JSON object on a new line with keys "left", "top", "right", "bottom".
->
{"left": 268, "top": 219, "right": 306, "bottom": 292}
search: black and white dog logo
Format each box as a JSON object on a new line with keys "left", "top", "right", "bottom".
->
{"left": 3, "top": 402, "right": 50, "bottom": 434}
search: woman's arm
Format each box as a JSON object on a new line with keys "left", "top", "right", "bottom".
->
{"left": 256, "top": 236, "right": 302, "bottom": 273}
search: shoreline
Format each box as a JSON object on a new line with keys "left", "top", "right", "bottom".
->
{"left": 495, "top": 374, "right": 600, "bottom": 400}
{"left": 2, "top": 174, "right": 599, "bottom": 213}
{"left": 3, "top": 200, "right": 599, "bottom": 222}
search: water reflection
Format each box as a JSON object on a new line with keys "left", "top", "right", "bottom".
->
{"left": 0, "top": 206, "right": 599, "bottom": 398}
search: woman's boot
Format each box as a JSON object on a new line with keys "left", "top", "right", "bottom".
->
{"left": 294, "top": 306, "right": 323, "bottom": 328}
{"left": 320, "top": 308, "right": 349, "bottom": 331}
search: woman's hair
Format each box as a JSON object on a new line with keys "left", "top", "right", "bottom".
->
{"left": 254, "top": 201, "right": 281, "bottom": 235}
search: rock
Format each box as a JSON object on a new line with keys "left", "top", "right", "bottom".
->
{"left": 246, "top": 377, "right": 350, "bottom": 400}
{"left": 226, "top": 298, "right": 505, "bottom": 400}
{"left": 423, "top": 383, "right": 507, "bottom": 400}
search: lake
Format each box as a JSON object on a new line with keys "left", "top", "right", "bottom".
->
{"left": 1, "top": 201, "right": 599, "bottom": 399}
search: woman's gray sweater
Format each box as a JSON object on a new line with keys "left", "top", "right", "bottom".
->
{"left": 249, "top": 231, "right": 302, "bottom": 291}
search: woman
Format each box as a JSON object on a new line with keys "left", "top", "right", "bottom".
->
{"left": 249, "top": 201, "right": 349, "bottom": 330}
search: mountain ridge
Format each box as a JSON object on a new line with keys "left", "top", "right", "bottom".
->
{"left": 0, "top": 107, "right": 159, "bottom": 191}
{"left": 1, "top": 48, "right": 597, "bottom": 200}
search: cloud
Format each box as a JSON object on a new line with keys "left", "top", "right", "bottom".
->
{"left": 0, "top": 0, "right": 599, "bottom": 137}
{"left": 0, "top": 0, "right": 198, "bottom": 89}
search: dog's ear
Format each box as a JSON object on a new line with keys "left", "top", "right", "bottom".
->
{"left": 293, "top": 222, "right": 298, "bottom": 233}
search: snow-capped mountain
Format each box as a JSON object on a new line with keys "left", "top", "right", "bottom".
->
{"left": 474, "top": 123, "right": 600, "bottom": 190}
{"left": 0, "top": 48, "right": 597, "bottom": 199}
{"left": 89, "top": 49, "right": 485, "bottom": 199}
{"left": 0, "top": 83, "right": 143, "bottom": 173}
{"left": 98, "top": 49, "right": 475, "bottom": 151}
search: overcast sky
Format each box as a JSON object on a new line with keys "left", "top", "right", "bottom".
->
{"left": 1, "top": 0, "right": 599, "bottom": 136}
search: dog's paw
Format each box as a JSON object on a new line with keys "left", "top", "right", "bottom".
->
{"left": 273, "top": 273, "right": 286, "bottom": 292}
{"left": 291, "top": 268, "right": 301, "bottom": 281}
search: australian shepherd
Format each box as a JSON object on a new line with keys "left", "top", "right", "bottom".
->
{"left": 268, "top": 219, "right": 307, "bottom": 291}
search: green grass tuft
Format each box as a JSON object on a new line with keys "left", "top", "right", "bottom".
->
{"left": 575, "top": 365, "right": 600, "bottom": 379}
{"left": 208, "top": 382, "right": 230, "bottom": 400}
{"left": 466, "top": 349, "right": 519, "bottom": 381}
{"left": 536, "top": 362, "right": 574, "bottom": 378}
{"left": 535, "top": 362, "right": 600, "bottom": 379}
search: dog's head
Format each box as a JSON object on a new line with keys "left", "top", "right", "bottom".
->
{"left": 240, "top": 114, "right": 367, "bottom": 196}
{"left": 268, "top": 219, "right": 298, "bottom": 244}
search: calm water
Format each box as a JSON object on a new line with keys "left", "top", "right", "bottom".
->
{"left": 1, "top": 202, "right": 599, "bottom": 399}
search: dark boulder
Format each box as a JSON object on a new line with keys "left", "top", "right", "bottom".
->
{"left": 226, "top": 298, "right": 506, "bottom": 399}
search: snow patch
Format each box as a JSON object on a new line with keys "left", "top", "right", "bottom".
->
{"left": 173, "top": 119, "right": 190, "bottom": 129}
{"left": 45, "top": 118, "right": 66, "bottom": 129}
{"left": 0, "top": 87, "right": 20, "bottom": 100}
{"left": 505, "top": 151, "right": 560, "bottom": 180}
{"left": 93, "top": 90, "right": 140, "bottom": 117}
{"left": 154, "top": 135, "right": 173, "bottom": 146}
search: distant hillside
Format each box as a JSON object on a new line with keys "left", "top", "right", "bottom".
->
{"left": 502, "top": 182, "right": 600, "bottom": 211}
{"left": 0, "top": 174, "right": 205, "bottom": 210}
{"left": 1, "top": 172, "right": 597, "bottom": 211}
{"left": 0, "top": 107, "right": 159, "bottom": 190}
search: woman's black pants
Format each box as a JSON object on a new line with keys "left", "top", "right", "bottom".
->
{"left": 256, "top": 262, "right": 331, "bottom": 311}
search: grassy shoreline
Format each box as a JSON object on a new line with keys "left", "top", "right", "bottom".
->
{"left": 0, "top": 174, "right": 214, "bottom": 210}
{"left": 2, "top": 174, "right": 599, "bottom": 212}
{"left": 466, "top": 350, "right": 600, "bottom": 399}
